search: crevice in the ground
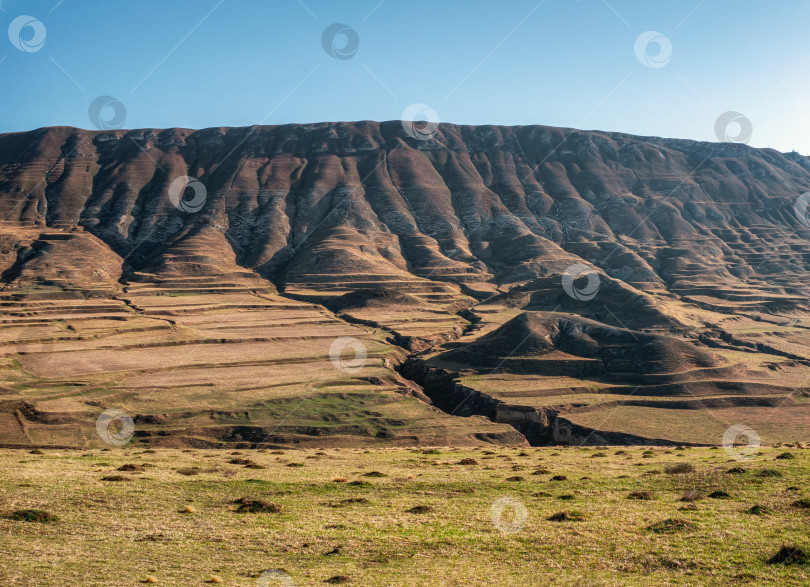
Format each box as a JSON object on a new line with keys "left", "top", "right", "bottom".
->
{"left": 274, "top": 290, "right": 706, "bottom": 447}
{"left": 386, "top": 303, "right": 706, "bottom": 447}
{"left": 397, "top": 357, "right": 704, "bottom": 447}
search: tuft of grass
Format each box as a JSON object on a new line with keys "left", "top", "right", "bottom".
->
{"left": 708, "top": 491, "right": 731, "bottom": 499}
{"left": 176, "top": 467, "right": 201, "bottom": 476}
{"left": 458, "top": 458, "right": 479, "bottom": 465}
{"left": 549, "top": 475, "right": 567, "bottom": 481}
{"left": 747, "top": 505, "right": 773, "bottom": 516}
{"left": 362, "top": 471, "right": 387, "bottom": 478}
{"left": 327, "top": 498, "right": 371, "bottom": 508}
{"left": 775, "top": 452, "right": 796, "bottom": 460}
{"left": 117, "top": 464, "right": 145, "bottom": 472}
{"left": 233, "top": 498, "right": 281, "bottom": 514}
{"left": 627, "top": 491, "right": 653, "bottom": 500}
{"left": 547, "top": 510, "right": 585, "bottom": 522}
{"left": 664, "top": 463, "right": 695, "bottom": 475}
{"left": 758, "top": 469, "right": 783, "bottom": 478}
{"left": 648, "top": 518, "right": 693, "bottom": 534}
{"left": 8, "top": 509, "right": 58, "bottom": 523}
{"left": 791, "top": 498, "right": 810, "bottom": 509}
{"left": 679, "top": 490, "right": 702, "bottom": 502}
{"left": 725, "top": 467, "right": 746, "bottom": 475}
{"left": 343, "top": 498, "right": 369, "bottom": 505}
{"left": 405, "top": 505, "right": 433, "bottom": 514}
{"left": 100, "top": 475, "right": 129, "bottom": 482}
{"left": 767, "top": 546, "right": 809, "bottom": 566}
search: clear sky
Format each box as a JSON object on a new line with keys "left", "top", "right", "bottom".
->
{"left": 1, "top": 0, "right": 809, "bottom": 153}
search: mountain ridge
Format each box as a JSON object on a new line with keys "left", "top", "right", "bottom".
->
{"left": 6, "top": 121, "right": 810, "bottom": 157}
{"left": 2, "top": 121, "right": 810, "bottom": 448}
{"left": 3, "top": 121, "right": 810, "bottom": 297}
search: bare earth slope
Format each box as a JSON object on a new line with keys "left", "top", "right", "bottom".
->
{"left": 1, "top": 121, "right": 810, "bottom": 447}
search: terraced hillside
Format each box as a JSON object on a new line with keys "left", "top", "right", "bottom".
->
{"left": 1, "top": 122, "right": 809, "bottom": 448}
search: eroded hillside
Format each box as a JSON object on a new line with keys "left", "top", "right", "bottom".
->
{"left": 1, "top": 122, "right": 809, "bottom": 447}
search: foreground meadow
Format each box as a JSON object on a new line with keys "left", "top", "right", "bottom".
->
{"left": 0, "top": 446, "right": 808, "bottom": 585}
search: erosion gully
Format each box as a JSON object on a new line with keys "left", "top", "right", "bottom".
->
{"left": 320, "top": 300, "right": 686, "bottom": 448}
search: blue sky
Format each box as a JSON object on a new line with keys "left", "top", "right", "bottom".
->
{"left": 1, "top": 0, "right": 809, "bottom": 152}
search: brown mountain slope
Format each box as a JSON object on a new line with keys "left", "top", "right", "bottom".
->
{"left": 1, "top": 122, "right": 810, "bottom": 296}
{"left": 1, "top": 121, "right": 810, "bottom": 447}
{"left": 438, "top": 312, "right": 722, "bottom": 376}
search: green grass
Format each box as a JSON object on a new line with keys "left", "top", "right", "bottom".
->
{"left": 0, "top": 447, "right": 808, "bottom": 585}
{"left": 6, "top": 508, "right": 59, "bottom": 523}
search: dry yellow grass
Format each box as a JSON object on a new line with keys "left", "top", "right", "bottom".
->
{"left": 1, "top": 446, "right": 809, "bottom": 585}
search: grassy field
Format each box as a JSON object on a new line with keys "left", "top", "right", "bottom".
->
{"left": 1, "top": 446, "right": 809, "bottom": 585}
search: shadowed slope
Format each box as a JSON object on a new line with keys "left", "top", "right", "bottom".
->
{"left": 437, "top": 311, "right": 722, "bottom": 376}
